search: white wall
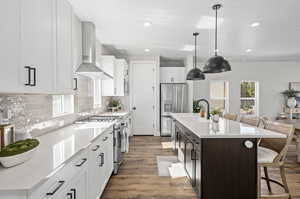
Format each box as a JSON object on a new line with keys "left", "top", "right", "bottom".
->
{"left": 185, "top": 55, "right": 194, "bottom": 113}
{"left": 160, "top": 67, "right": 186, "bottom": 83}
{"left": 193, "top": 61, "right": 300, "bottom": 119}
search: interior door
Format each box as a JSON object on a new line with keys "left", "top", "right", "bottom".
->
{"left": 131, "top": 61, "right": 156, "bottom": 135}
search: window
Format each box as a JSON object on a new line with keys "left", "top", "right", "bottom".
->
{"left": 52, "top": 95, "right": 74, "bottom": 117}
{"left": 210, "top": 81, "right": 229, "bottom": 113}
{"left": 240, "top": 81, "right": 259, "bottom": 115}
{"left": 93, "top": 79, "right": 102, "bottom": 108}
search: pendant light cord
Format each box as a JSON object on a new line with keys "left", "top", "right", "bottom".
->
{"left": 215, "top": 6, "right": 218, "bottom": 56}
{"left": 194, "top": 34, "right": 197, "bottom": 69}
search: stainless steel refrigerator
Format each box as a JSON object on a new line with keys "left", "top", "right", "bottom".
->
{"left": 160, "top": 83, "right": 187, "bottom": 136}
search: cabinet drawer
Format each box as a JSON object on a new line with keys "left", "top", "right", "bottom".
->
{"left": 29, "top": 149, "right": 88, "bottom": 199}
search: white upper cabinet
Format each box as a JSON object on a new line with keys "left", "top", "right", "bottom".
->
{"left": 0, "top": 0, "right": 56, "bottom": 93}
{"left": 0, "top": 0, "right": 21, "bottom": 93}
{"left": 102, "top": 56, "right": 128, "bottom": 96}
{"left": 101, "top": 56, "right": 115, "bottom": 77}
{"left": 0, "top": 0, "right": 77, "bottom": 94}
{"left": 160, "top": 67, "right": 186, "bottom": 83}
{"left": 20, "top": 0, "right": 56, "bottom": 93}
{"left": 72, "top": 13, "right": 82, "bottom": 73}
{"left": 101, "top": 56, "right": 116, "bottom": 96}
{"left": 114, "top": 59, "right": 127, "bottom": 96}
{"left": 55, "top": 0, "right": 73, "bottom": 93}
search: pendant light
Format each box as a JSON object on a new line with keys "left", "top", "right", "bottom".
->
{"left": 203, "top": 4, "right": 231, "bottom": 73}
{"left": 186, "top": 32, "right": 205, "bottom": 80}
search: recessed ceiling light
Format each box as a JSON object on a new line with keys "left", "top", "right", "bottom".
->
{"left": 145, "top": 48, "right": 150, "bottom": 52}
{"left": 251, "top": 22, "right": 260, "bottom": 27}
{"left": 246, "top": 49, "right": 252, "bottom": 53}
{"left": 144, "top": 21, "right": 152, "bottom": 27}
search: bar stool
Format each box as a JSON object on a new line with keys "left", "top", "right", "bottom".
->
{"left": 223, "top": 113, "right": 238, "bottom": 121}
{"left": 257, "top": 120, "right": 295, "bottom": 199}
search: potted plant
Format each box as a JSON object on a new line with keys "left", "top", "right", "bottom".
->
{"left": 0, "top": 139, "right": 39, "bottom": 168}
{"left": 108, "top": 99, "right": 121, "bottom": 112}
{"left": 211, "top": 109, "right": 221, "bottom": 123}
{"left": 281, "top": 89, "right": 300, "bottom": 108}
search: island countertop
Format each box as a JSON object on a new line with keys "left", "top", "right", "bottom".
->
{"left": 171, "top": 113, "right": 286, "bottom": 139}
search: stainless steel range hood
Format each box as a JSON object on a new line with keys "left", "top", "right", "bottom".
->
{"left": 76, "top": 22, "right": 113, "bottom": 79}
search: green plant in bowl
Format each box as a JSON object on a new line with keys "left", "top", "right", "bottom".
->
{"left": 211, "top": 109, "right": 221, "bottom": 116}
{"left": 0, "top": 139, "right": 39, "bottom": 157}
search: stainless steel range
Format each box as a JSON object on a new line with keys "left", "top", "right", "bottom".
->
{"left": 85, "top": 116, "right": 128, "bottom": 174}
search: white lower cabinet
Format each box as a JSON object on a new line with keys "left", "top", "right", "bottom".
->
{"left": 88, "top": 129, "right": 114, "bottom": 199}
{"left": 28, "top": 130, "right": 113, "bottom": 199}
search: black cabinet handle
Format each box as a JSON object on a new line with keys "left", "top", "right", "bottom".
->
{"left": 71, "top": 188, "right": 76, "bottom": 199}
{"left": 67, "top": 192, "right": 73, "bottom": 199}
{"left": 30, "top": 67, "right": 36, "bottom": 86}
{"left": 46, "top": 180, "right": 65, "bottom": 196}
{"left": 75, "top": 158, "right": 87, "bottom": 167}
{"left": 99, "top": 153, "right": 104, "bottom": 167}
{"left": 102, "top": 136, "right": 108, "bottom": 141}
{"left": 92, "top": 145, "right": 100, "bottom": 151}
{"left": 24, "top": 66, "right": 31, "bottom": 86}
{"left": 74, "top": 78, "right": 78, "bottom": 90}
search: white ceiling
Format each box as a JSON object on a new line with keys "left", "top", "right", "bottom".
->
{"left": 69, "top": 0, "right": 300, "bottom": 60}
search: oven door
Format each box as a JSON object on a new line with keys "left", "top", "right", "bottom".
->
{"left": 114, "top": 128, "right": 122, "bottom": 164}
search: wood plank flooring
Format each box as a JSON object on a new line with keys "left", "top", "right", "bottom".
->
{"left": 101, "top": 136, "right": 300, "bottom": 199}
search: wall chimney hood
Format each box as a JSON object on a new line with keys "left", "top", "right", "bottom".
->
{"left": 76, "top": 22, "right": 113, "bottom": 79}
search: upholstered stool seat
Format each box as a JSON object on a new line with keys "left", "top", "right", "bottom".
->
{"left": 258, "top": 146, "right": 278, "bottom": 164}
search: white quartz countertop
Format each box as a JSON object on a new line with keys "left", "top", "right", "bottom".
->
{"left": 0, "top": 122, "right": 115, "bottom": 191}
{"left": 171, "top": 113, "right": 286, "bottom": 139}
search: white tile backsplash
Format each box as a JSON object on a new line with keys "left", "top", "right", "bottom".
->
{"left": 0, "top": 76, "right": 108, "bottom": 138}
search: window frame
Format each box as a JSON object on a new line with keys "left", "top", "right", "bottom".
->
{"left": 93, "top": 79, "right": 102, "bottom": 109}
{"left": 240, "top": 80, "right": 259, "bottom": 116}
{"left": 52, "top": 95, "right": 74, "bottom": 117}
{"left": 209, "top": 80, "right": 229, "bottom": 113}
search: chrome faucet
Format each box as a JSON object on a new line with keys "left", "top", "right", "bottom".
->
{"left": 196, "top": 99, "right": 210, "bottom": 120}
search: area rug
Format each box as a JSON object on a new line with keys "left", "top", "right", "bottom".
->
{"left": 156, "top": 156, "right": 178, "bottom": 176}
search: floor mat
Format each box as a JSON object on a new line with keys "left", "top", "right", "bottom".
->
{"left": 156, "top": 156, "right": 178, "bottom": 176}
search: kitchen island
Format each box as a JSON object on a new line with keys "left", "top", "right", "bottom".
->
{"left": 171, "top": 113, "right": 285, "bottom": 199}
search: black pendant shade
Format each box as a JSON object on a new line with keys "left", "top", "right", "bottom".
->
{"left": 203, "top": 55, "right": 231, "bottom": 73}
{"left": 186, "top": 68, "right": 205, "bottom": 80}
{"left": 186, "top": 32, "right": 205, "bottom": 80}
{"left": 203, "top": 4, "right": 231, "bottom": 74}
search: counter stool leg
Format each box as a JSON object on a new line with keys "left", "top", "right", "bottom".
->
{"left": 280, "top": 166, "right": 291, "bottom": 199}
{"left": 258, "top": 165, "right": 261, "bottom": 199}
{"left": 263, "top": 167, "right": 272, "bottom": 193}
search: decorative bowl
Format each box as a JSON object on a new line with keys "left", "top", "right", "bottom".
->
{"left": 0, "top": 139, "right": 39, "bottom": 168}
{"left": 0, "top": 147, "right": 38, "bottom": 168}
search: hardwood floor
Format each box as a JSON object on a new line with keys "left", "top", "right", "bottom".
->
{"left": 101, "top": 136, "right": 300, "bottom": 199}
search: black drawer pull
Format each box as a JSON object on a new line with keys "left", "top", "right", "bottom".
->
{"left": 46, "top": 180, "right": 65, "bottom": 196}
{"left": 99, "top": 153, "right": 104, "bottom": 167}
{"left": 92, "top": 145, "right": 100, "bottom": 151}
{"left": 67, "top": 192, "right": 73, "bottom": 199}
{"left": 74, "top": 78, "right": 78, "bottom": 90}
{"left": 24, "top": 66, "right": 31, "bottom": 86}
{"left": 102, "top": 136, "right": 108, "bottom": 141}
{"left": 31, "top": 67, "right": 36, "bottom": 86}
{"left": 75, "top": 158, "right": 87, "bottom": 167}
{"left": 71, "top": 188, "right": 76, "bottom": 199}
